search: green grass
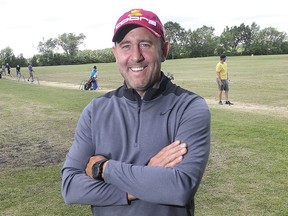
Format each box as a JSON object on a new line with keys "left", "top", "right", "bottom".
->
{"left": 0, "top": 55, "right": 287, "bottom": 215}
{"left": 0, "top": 165, "right": 90, "bottom": 215}
{"left": 197, "top": 109, "right": 288, "bottom": 215}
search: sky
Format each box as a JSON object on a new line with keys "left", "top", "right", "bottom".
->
{"left": 1, "top": 0, "right": 287, "bottom": 58}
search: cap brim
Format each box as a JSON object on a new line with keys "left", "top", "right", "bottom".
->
{"left": 112, "top": 23, "right": 162, "bottom": 43}
{"left": 112, "top": 24, "right": 140, "bottom": 42}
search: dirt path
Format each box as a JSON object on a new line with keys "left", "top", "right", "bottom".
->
{"left": 40, "top": 80, "right": 114, "bottom": 93}
{"left": 4, "top": 76, "right": 112, "bottom": 92}
{"left": 40, "top": 80, "right": 80, "bottom": 89}
{"left": 205, "top": 98, "right": 287, "bottom": 118}
{"left": 42, "top": 80, "right": 287, "bottom": 118}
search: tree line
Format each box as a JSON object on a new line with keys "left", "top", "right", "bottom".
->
{"left": 1, "top": 21, "right": 287, "bottom": 67}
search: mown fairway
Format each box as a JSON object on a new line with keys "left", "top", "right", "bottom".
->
{"left": 0, "top": 55, "right": 287, "bottom": 215}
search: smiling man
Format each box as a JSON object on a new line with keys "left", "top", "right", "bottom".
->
{"left": 61, "top": 9, "right": 211, "bottom": 216}
{"left": 112, "top": 9, "right": 169, "bottom": 97}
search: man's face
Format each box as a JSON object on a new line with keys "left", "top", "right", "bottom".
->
{"left": 112, "top": 27, "right": 169, "bottom": 96}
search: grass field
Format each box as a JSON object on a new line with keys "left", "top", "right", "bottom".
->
{"left": 0, "top": 55, "right": 287, "bottom": 215}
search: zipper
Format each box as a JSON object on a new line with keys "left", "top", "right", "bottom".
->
{"left": 135, "top": 97, "right": 142, "bottom": 145}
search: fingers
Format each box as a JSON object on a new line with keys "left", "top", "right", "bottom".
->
{"left": 148, "top": 140, "right": 187, "bottom": 167}
{"left": 164, "top": 155, "right": 184, "bottom": 168}
{"left": 164, "top": 144, "right": 187, "bottom": 168}
{"left": 127, "top": 193, "right": 137, "bottom": 201}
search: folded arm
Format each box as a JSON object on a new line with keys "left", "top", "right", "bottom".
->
{"left": 102, "top": 100, "right": 211, "bottom": 205}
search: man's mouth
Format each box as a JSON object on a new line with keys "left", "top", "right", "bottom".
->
{"left": 130, "top": 67, "right": 144, "bottom": 72}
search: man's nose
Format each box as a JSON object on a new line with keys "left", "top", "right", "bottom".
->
{"left": 130, "top": 45, "right": 144, "bottom": 62}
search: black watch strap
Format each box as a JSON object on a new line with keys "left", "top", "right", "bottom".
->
{"left": 92, "top": 159, "right": 108, "bottom": 181}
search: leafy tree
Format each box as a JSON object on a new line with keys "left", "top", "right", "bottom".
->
{"left": 280, "top": 39, "right": 288, "bottom": 54}
{"left": 243, "top": 22, "right": 261, "bottom": 55}
{"left": 15, "top": 53, "right": 27, "bottom": 67}
{"left": 247, "top": 26, "right": 287, "bottom": 55}
{"left": 232, "top": 24, "right": 251, "bottom": 53}
{"left": 30, "top": 55, "right": 39, "bottom": 66}
{"left": 0, "top": 47, "right": 15, "bottom": 66}
{"left": 234, "top": 23, "right": 252, "bottom": 54}
{"left": 57, "top": 33, "right": 86, "bottom": 56}
{"left": 186, "top": 26, "right": 218, "bottom": 57}
{"left": 217, "top": 27, "right": 234, "bottom": 55}
{"left": 258, "top": 27, "right": 286, "bottom": 54}
{"left": 164, "top": 21, "right": 186, "bottom": 59}
{"left": 36, "top": 38, "right": 59, "bottom": 66}
{"left": 96, "top": 48, "right": 115, "bottom": 63}
{"left": 37, "top": 37, "right": 58, "bottom": 54}
{"left": 218, "top": 24, "right": 251, "bottom": 55}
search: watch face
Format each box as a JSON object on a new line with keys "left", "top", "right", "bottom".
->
{"left": 92, "top": 163, "right": 101, "bottom": 180}
{"left": 91, "top": 159, "right": 107, "bottom": 180}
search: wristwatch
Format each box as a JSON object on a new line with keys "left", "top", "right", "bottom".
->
{"left": 91, "top": 159, "right": 108, "bottom": 181}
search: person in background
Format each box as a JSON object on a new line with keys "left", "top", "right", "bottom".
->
{"left": 6, "top": 63, "right": 11, "bottom": 77}
{"left": 1, "top": 64, "right": 6, "bottom": 76}
{"left": 61, "top": 8, "right": 211, "bottom": 216}
{"left": 16, "top": 65, "right": 21, "bottom": 77}
{"left": 216, "top": 54, "right": 233, "bottom": 105}
{"left": 27, "top": 63, "right": 34, "bottom": 82}
{"left": 89, "top": 65, "right": 98, "bottom": 90}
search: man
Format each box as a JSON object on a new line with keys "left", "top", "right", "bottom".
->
{"left": 1, "top": 64, "right": 6, "bottom": 76}
{"left": 6, "top": 63, "right": 11, "bottom": 77}
{"left": 89, "top": 65, "right": 98, "bottom": 90}
{"left": 216, "top": 54, "right": 233, "bottom": 105}
{"left": 61, "top": 9, "right": 211, "bottom": 216}
{"left": 16, "top": 65, "right": 21, "bottom": 77}
{"left": 27, "top": 62, "right": 34, "bottom": 82}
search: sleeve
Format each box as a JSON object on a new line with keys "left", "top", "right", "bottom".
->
{"left": 61, "top": 102, "right": 129, "bottom": 206}
{"left": 104, "top": 98, "right": 211, "bottom": 206}
{"left": 216, "top": 63, "right": 222, "bottom": 72}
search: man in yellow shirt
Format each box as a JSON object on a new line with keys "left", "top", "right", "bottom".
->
{"left": 216, "top": 54, "right": 233, "bottom": 105}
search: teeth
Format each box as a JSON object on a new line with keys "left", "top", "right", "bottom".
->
{"left": 131, "top": 67, "right": 144, "bottom": 72}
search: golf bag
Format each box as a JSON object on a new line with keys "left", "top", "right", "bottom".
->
{"left": 84, "top": 78, "right": 93, "bottom": 90}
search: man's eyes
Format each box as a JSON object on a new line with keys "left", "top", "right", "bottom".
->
{"left": 121, "top": 44, "right": 130, "bottom": 49}
{"left": 140, "top": 43, "right": 151, "bottom": 48}
{"left": 120, "top": 42, "right": 151, "bottom": 50}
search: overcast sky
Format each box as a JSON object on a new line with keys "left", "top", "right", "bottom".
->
{"left": 1, "top": 0, "right": 287, "bottom": 58}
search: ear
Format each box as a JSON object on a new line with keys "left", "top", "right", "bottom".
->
{"left": 161, "top": 41, "right": 170, "bottom": 62}
{"left": 112, "top": 46, "right": 118, "bottom": 63}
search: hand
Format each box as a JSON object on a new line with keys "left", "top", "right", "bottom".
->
{"left": 129, "top": 141, "right": 187, "bottom": 201}
{"left": 127, "top": 193, "right": 137, "bottom": 201}
{"left": 85, "top": 155, "right": 107, "bottom": 178}
{"left": 148, "top": 140, "right": 187, "bottom": 167}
